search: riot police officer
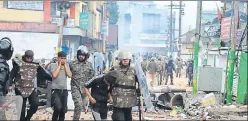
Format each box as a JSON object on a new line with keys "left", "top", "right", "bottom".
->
{"left": 105, "top": 50, "right": 139, "bottom": 121}
{"left": 9, "top": 50, "right": 51, "bottom": 121}
{"left": 0, "top": 37, "right": 14, "bottom": 120}
{"left": 157, "top": 58, "right": 164, "bottom": 86}
{"left": 69, "top": 45, "right": 94, "bottom": 121}
{"left": 186, "top": 60, "right": 194, "bottom": 86}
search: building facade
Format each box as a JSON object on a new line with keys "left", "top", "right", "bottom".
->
{"left": 117, "top": 1, "right": 176, "bottom": 53}
{"left": 0, "top": 1, "right": 108, "bottom": 59}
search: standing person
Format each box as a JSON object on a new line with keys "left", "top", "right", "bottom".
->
{"left": 69, "top": 46, "right": 94, "bottom": 121}
{"left": 83, "top": 74, "right": 113, "bottom": 120}
{"left": 105, "top": 50, "right": 139, "bottom": 121}
{"left": 9, "top": 50, "right": 51, "bottom": 121}
{"left": 164, "top": 59, "right": 176, "bottom": 85}
{"left": 156, "top": 58, "right": 164, "bottom": 86}
{"left": 147, "top": 57, "right": 158, "bottom": 87}
{"left": 175, "top": 57, "right": 183, "bottom": 78}
{"left": 186, "top": 60, "right": 194, "bottom": 86}
{"left": 48, "top": 51, "right": 72, "bottom": 121}
{"left": 141, "top": 57, "right": 148, "bottom": 76}
{"left": 0, "top": 37, "right": 14, "bottom": 120}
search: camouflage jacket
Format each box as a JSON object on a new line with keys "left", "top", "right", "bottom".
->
{"left": 156, "top": 61, "right": 164, "bottom": 72}
{"left": 110, "top": 65, "right": 137, "bottom": 108}
{"left": 13, "top": 58, "right": 39, "bottom": 98}
{"left": 176, "top": 61, "right": 183, "bottom": 69}
{"left": 69, "top": 60, "right": 94, "bottom": 89}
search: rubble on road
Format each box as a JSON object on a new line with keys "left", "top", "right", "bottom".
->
{"left": 179, "top": 92, "right": 247, "bottom": 120}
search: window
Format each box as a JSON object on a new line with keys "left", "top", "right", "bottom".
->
{"left": 124, "top": 14, "right": 131, "bottom": 40}
{"left": 51, "top": 2, "right": 59, "bottom": 17}
{"left": 3, "top": 1, "right": 43, "bottom": 10}
{"left": 142, "top": 14, "right": 161, "bottom": 33}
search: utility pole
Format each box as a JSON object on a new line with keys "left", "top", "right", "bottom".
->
{"left": 103, "top": 2, "right": 106, "bottom": 53}
{"left": 56, "top": 2, "right": 70, "bottom": 56}
{"left": 192, "top": 0, "right": 202, "bottom": 94}
{"left": 178, "top": 1, "right": 182, "bottom": 57}
{"left": 170, "top": 1, "right": 173, "bottom": 56}
{"left": 226, "top": 1, "right": 240, "bottom": 104}
{"left": 246, "top": 1, "right": 248, "bottom": 48}
{"left": 165, "top": 2, "right": 185, "bottom": 57}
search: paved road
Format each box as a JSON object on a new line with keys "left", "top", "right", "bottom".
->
{"left": 29, "top": 72, "right": 192, "bottom": 120}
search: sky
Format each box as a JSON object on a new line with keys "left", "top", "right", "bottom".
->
{"left": 154, "top": 1, "right": 223, "bottom": 36}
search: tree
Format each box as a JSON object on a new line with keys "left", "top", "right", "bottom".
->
{"left": 107, "top": 3, "right": 119, "bottom": 25}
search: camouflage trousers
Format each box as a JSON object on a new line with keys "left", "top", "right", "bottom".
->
{"left": 157, "top": 71, "right": 163, "bottom": 86}
{"left": 71, "top": 86, "right": 89, "bottom": 120}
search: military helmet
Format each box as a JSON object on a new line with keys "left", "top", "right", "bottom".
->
{"left": 118, "top": 50, "right": 132, "bottom": 60}
{"left": 0, "top": 37, "right": 14, "bottom": 60}
{"left": 151, "top": 57, "right": 156, "bottom": 61}
{"left": 24, "top": 50, "right": 34, "bottom": 58}
{"left": 77, "top": 45, "right": 89, "bottom": 55}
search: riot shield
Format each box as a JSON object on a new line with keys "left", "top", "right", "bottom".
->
{"left": 0, "top": 95, "right": 23, "bottom": 120}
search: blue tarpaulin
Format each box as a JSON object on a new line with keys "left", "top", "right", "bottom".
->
{"left": 61, "top": 46, "right": 69, "bottom": 54}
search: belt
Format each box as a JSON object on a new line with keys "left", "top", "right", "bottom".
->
{"left": 114, "top": 84, "right": 136, "bottom": 89}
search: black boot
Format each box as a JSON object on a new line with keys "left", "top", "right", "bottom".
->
{"left": 170, "top": 80, "right": 174, "bottom": 85}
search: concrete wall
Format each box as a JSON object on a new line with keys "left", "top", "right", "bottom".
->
{"left": 0, "top": 32, "right": 58, "bottom": 59}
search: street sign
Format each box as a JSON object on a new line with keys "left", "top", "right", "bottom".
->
{"left": 79, "top": 12, "right": 89, "bottom": 29}
{"left": 220, "top": 17, "right": 231, "bottom": 40}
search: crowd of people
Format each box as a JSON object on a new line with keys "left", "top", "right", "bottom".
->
{"left": 0, "top": 37, "right": 142, "bottom": 121}
{"left": 0, "top": 36, "right": 194, "bottom": 121}
{"left": 140, "top": 55, "right": 194, "bottom": 88}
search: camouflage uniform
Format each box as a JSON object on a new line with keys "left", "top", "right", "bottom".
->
{"left": 110, "top": 65, "right": 137, "bottom": 108}
{"left": 109, "top": 65, "right": 137, "bottom": 121}
{"left": 175, "top": 58, "right": 183, "bottom": 78}
{"left": 69, "top": 60, "right": 94, "bottom": 120}
{"left": 107, "top": 50, "right": 138, "bottom": 121}
{"left": 12, "top": 58, "right": 40, "bottom": 121}
{"left": 156, "top": 60, "right": 164, "bottom": 86}
{"left": 14, "top": 58, "right": 39, "bottom": 98}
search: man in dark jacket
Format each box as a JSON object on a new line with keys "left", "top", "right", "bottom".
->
{"left": 164, "top": 59, "right": 176, "bottom": 85}
{"left": 83, "top": 74, "right": 115, "bottom": 120}
{"left": 186, "top": 60, "right": 194, "bottom": 86}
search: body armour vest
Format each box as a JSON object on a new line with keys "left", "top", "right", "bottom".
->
{"left": 14, "top": 59, "right": 39, "bottom": 98}
{"left": 111, "top": 65, "right": 137, "bottom": 108}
